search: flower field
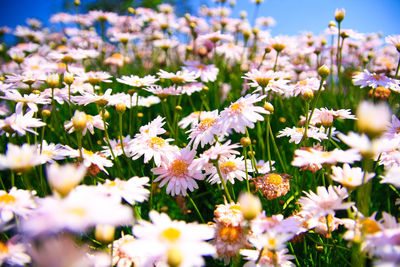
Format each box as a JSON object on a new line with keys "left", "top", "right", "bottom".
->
{"left": 0, "top": 1, "right": 399, "bottom": 266}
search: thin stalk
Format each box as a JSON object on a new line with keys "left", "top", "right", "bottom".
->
{"left": 214, "top": 160, "right": 233, "bottom": 202}
{"left": 336, "top": 22, "right": 342, "bottom": 94}
{"left": 265, "top": 115, "right": 272, "bottom": 172}
{"left": 268, "top": 120, "right": 287, "bottom": 173}
{"left": 244, "top": 146, "right": 250, "bottom": 193}
{"left": 273, "top": 51, "right": 280, "bottom": 72}
{"left": 118, "top": 113, "right": 126, "bottom": 156}
{"left": 187, "top": 194, "right": 205, "bottom": 223}
{"left": 76, "top": 131, "right": 83, "bottom": 162}
{"left": 395, "top": 54, "right": 400, "bottom": 79}
{"left": 245, "top": 128, "right": 258, "bottom": 175}
{"left": 100, "top": 107, "right": 123, "bottom": 178}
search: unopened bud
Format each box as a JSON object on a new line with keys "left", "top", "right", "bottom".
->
{"left": 101, "top": 110, "right": 110, "bottom": 120}
{"left": 64, "top": 72, "right": 74, "bottom": 85}
{"left": 46, "top": 73, "right": 59, "bottom": 88}
{"left": 302, "top": 90, "right": 314, "bottom": 101}
{"left": 137, "top": 112, "right": 143, "bottom": 118}
{"left": 175, "top": 105, "right": 182, "bottom": 112}
{"left": 72, "top": 111, "right": 88, "bottom": 131}
{"left": 95, "top": 225, "right": 115, "bottom": 243}
{"left": 272, "top": 43, "right": 285, "bottom": 53}
{"left": 74, "top": 0, "right": 80, "bottom": 6}
{"left": 263, "top": 102, "right": 274, "bottom": 113}
{"left": 318, "top": 65, "right": 330, "bottom": 79}
{"left": 238, "top": 192, "right": 262, "bottom": 221}
{"left": 41, "top": 109, "right": 51, "bottom": 118}
{"left": 167, "top": 246, "right": 183, "bottom": 267}
{"left": 116, "top": 103, "right": 126, "bottom": 114}
{"left": 335, "top": 8, "right": 345, "bottom": 23}
{"left": 240, "top": 137, "right": 251, "bottom": 147}
{"left": 127, "top": 7, "right": 135, "bottom": 14}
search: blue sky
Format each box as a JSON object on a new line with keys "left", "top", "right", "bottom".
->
{"left": 0, "top": 0, "right": 399, "bottom": 37}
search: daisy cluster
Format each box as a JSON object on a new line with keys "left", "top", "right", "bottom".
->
{"left": 0, "top": 2, "right": 399, "bottom": 267}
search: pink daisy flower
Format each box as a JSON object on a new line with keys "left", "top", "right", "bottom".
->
{"left": 219, "top": 94, "right": 268, "bottom": 134}
{"left": 151, "top": 147, "right": 204, "bottom": 196}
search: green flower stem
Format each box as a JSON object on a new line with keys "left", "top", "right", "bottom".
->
{"left": 395, "top": 54, "right": 400, "bottom": 79}
{"left": 244, "top": 146, "right": 250, "bottom": 193}
{"left": 187, "top": 193, "right": 205, "bottom": 223}
{"left": 357, "top": 158, "right": 373, "bottom": 217}
{"left": 337, "top": 22, "right": 342, "bottom": 94}
{"left": 100, "top": 107, "right": 123, "bottom": 178}
{"left": 245, "top": 128, "right": 258, "bottom": 175}
{"left": 267, "top": 119, "right": 287, "bottom": 173}
{"left": 301, "top": 78, "right": 326, "bottom": 145}
{"left": 265, "top": 115, "right": 273, "bottom": 173}
{"left": 214, "top": 159, "right": 233, "bottom": 202}
{"left": 118, "top": 113, "right": 126, "bottom": 156}
{"left": 273, "top": 51, "right": 280, "bottom": 72}
{"left": 76, "top": 131, "right": 83, "bottom": 162}
{"left": 300, "top": 100, "right": 310, "bottom": 146}
{"left": 161, "top": 99, "right": 175, "bottom": 137}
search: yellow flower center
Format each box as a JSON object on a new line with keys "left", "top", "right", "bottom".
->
{"left": 229, "top": 204, "right": 241, "bottom": 211}
{"left": 170, "top": 159, "right": 188, "bottom": 178}
{"left": 220, "top": 161, "right": 237, "bottom": 174}
{"left": 218, "top": 225, "right": 241, "bottom": 242}
{"left": 83, "top": 149, "right": 94, "bottom": 156}
{"left": 67, "top": 207, "right": 86, "bottom": 218}
{"left": 198, "top": 118, "right": 216, "bottom": 131}
{"left": 149, "top": 137, "right": 165, "bottom": 148}
{"left": 265, "top": 174, "right": 283, "bottom": 186}
{"left": 361, "top": 218, "right": 381, "bottom": 235}
{"left": 0, "top": 242, "right": 8, "bottom": 254}
{"left": 170, "top": 77, "right": 185, "bottom": 84}
{"left": 196, "top": 64, "right": 206, "bottom": 70}
{"left": 230, "top": 102, "right": 244, "bottom": 113}
{"left": 372, "top": 74, "right": 383, "bottom": 81}
{"left": 267, "top": 238, "right": 277, "bottom": 248}
{"left": 255, "top": 77, "right": 272, "bottom": 88}
{"left": 0, "top": 194, "right": 16, "bottom": 204}
{"left": 161, "top": 227, "right": 181, "bottom": 242}
{"left": 295, "top": 128, "right": 304, "bottom": 133}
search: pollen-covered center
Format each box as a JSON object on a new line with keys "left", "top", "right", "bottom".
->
{"left": 220, "top": 161, "right": 237, "bottom": 175}
{"left": 196, "top": 64, "right": 206, "bottom": 70}
{"left": 149, "top": 137, "right": 165, "bottom": 148}
{"left": 218, "top": 225, "right": 241, "bottom": 242}
{"left": 170, "top": 76, "right": 185, "bottom": 84}
{"left": 0, "top": 242, "right": 8, "bottom": 254}
{"left": 161, "top": 227, "right": 181, "bottom": 242}
{"left": 230, "top": 102, "right": 244, "bottom": 113}
{"left": 255, "top": 77, "right": 272, "bottom": 88}
{"left": 0, "top": 193, "right": 16, "bottom": 204}
{"left": 361, "top": 218, "right": 381, "bottom": 235}
{"left": 265, "top": 174, "right": 283, "bottom": 186}
{"left": 170, "top": 159, "right": 188, "bottom": 178}
{"left": 198, "top": 118, "right": 216, "bottom": 131}
{"left": 295, "top": 128, "right": 304, "bottom": 133}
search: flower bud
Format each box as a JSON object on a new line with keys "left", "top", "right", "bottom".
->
{"left": 317, "top": 65, "right": 330, "bottom": 79}
{"left": 116, "top": 103, "right": 126, "bottom": 114}
{"left": 127, "top": 7, "right": 135, "bottom": 14}
{"left": 356, "top": 101, "right": 390, "bottom": 139}
{"left": 64, "top": 72, "right": 74, "bottom": 85}
{"left": 240, "top": 137, "right": 251, "bottom": 147}
{"left": 167, "top": 246, "right": 183, "bottom": 267}
{"left": 238, "top": 192, "right": 262, "bottom": 221}
{"left": 335, "top": 8, "right": 345, "bottom": 23}
{"left": 263, "top": 102, "right": 274, "bottom": 113}
{"left": 272, "top": 43, "right": 285, "bottom": 53}
{"left": 175, "top": 105, "right": 182, "bottom": 112}
{"left": 301, "top": 89, "right": 314, "bottom": 101}
{"left": 101, "top": 110, "right": 110, "bottom": 120}
{"left": 41, "top": 109, "right": 51, "bottom": 118}
{"left": 72, "top": 110, "right": 88, "bottom": 131}
{"left": 46, "top": 73, "right": 59, "bottom": 88}
{"left": 95, "top": 225, "right": 115, "bottom": 243}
